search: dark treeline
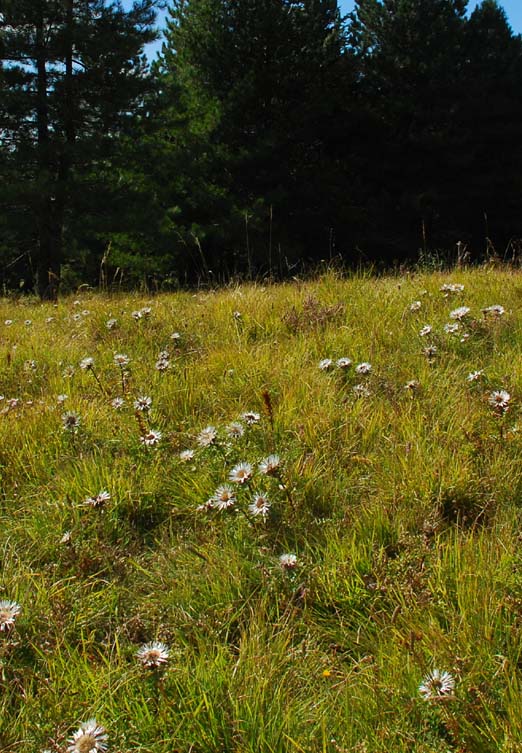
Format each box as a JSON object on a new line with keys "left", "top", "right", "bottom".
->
{"left": 1, "top": 0, "right": 522, "bottom": 296}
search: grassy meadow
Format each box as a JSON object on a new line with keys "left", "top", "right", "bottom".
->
{"left": 2, "top": 268, "right": 522, "bottom": 752}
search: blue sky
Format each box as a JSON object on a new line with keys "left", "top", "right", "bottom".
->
{"left": 127, "top": 1, "right": 522, "bottom": 60}
{"left": 339, "top": 0, "right": 522, "bottom": 29}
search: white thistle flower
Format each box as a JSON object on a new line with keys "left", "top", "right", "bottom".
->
{"left": 140, "top": 429, "right": 162, "bottom": 447}
{"left": 241, "top": 411, "right": 260, "bottom": 425}
{"left": 319, "top": 358, "right": 333, "bottom": 371}
{"left": 488, "top": 390, "right": 511, "bottom": 413}
{"left": 482, "top": 304, "right": 505, "bottom": 318}
{"left": 409, "top": 301, "right": 421, "bottom": 312}
{"left": 155, "top": 357, "right": 170, "bottom": 371}
{"left": 444, "top": 322, "right": 459, "bottom": 334}
{"left": 179, "top": 449, "right": 195, "bottom": 462}
{"left": 229, "top": 462, "right": 253, "bottom": 484}
{"left": 249, "top": 495, "right": 271, "bottom": 518}
{"left": 279, "top": 553, "right": 298, "bottom": 570}
{"left": 113, "top": 353, "right": 130, "bottom": 367}
{"left": 212, "top": 485, "right": 236, "bottom": 510}
{"left": 84, "top": 490, "right": 111, "bottom": 509}
{"left": 355, "top": 362, "right": 372, "bottom": 375}
{"left": 0, "top": 600, "right": 21, "bottom": 631}
{"left": 134, "top": 396, "right": 152, "bottom": 412}
{"left": 467, "top": 370, "right": 483, "bottom": 382}
{"left": 136, "top": 641, "right": 170, "bottom": 668}
{"left": 111, "top": 397, "right": 125, "bottom": 409}
{"left": 419, "top": 325, "right": 432, "bottom": 337}
{"left": 418, "top": 669, "right": 455, "bottom": 700}
{"left": 62, "top": 411, "right": 81, "bottom": 433}
{"left": 422, "top": 345, "right": 437, "bottom": 359}
{"left": 336, "top": 357, "right": 353, "bottom": 369}
{"left": 197, "top": 425, "right": 217, "bottom": 447}
{"left": 226, "top": 422, "right": 244, "bottom": 439}
{"left": 449, "top": 306, "right": 470, "bottom": 321}
{"left": 106, "top": 318, "right": 118, "bottom": 330}
{"left": 259, "top": 455, "right": 281, "bottom": 476}
{"left": 440, "top": 283, "right": 464, "bottom": 295}
{"left": 352, "top": 383, "right": 371, "bottom": 398}
{"left": 67, "top": 719, "right": 108, "bottom": 753}
{"left": 79, "top": 357, "right": 94, "bottom": 370}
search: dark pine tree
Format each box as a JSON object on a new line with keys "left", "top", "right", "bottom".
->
{"left": 458, "top": 0, "right": 522, "bottom": 255}
{"left": 348, "top": 0, "right": 469, "bottom": 261}
{"left": 154, "top": 0, "right": 349, "bottom": 279}
{"left": 0, "top": 0, "right": 158, "bottom": 297}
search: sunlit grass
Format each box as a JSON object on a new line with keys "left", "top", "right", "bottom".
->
{"left": 1, "top": 268, "right": 522, "bottom": 752}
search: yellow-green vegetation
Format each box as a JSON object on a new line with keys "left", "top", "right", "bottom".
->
{"left": 2, "top": 269, "right": 522, "bottom": 753}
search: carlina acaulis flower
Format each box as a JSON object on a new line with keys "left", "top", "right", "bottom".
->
{"left": 67, "top": 719, "right": 108, "bottom": 753}
{"left": 136, "top": 641, "right": 170, "bottom": 669}
{"left": 418, "top": 669, "right": 455, "bottom": 700}
{"left": 0, "top": 600, "right": 21, "bottom": 631}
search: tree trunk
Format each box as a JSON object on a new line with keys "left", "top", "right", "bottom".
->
{"left": 35, "top": 8, "right": 60, "bottom": 300}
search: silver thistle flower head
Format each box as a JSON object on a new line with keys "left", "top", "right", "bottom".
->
{"left": 136, "top": 641, "right": 170, "bottom": 669}
{"left": 226, "top": 422, "right": 244, "bottom": 439}
{"left": 279, "top": 553, "right": 298, "bottom": 570}
{"left": 140, "top": 429, "right": 162, "bottom": 447}
{"left": 197, "top": 426, "right": 217, "bottom": 447}
{"left": 212, "top": 485, "right": 236, "bottom": 510}
{"left": 134, "top": 396, "right": 152, "bottom": 412}
{"left": 418, "top": 669, "right": 455, "bottom": 700}
{"left": 319, "top": 358, "right": 333, "bottom": 371}
{"left": 84, "top": 490, "right": 111, "bottom": 509}
{"left": 228, "top": 462, "right": 253, "bottom": 484}
{"left": 259, "top": 454, "right": 281, "bottom": 476}
{"left": 449, "top": 306, "right": 470, "bottom": 321}
{"left": 482, "top": 304, "right": 505, "bottom": 318}
{"left": 62, "top": 411, "right": 81, "bottom": 433}
{"left": 488, "top": 389, "right": 511, "bottom": 414}
{"left": 68, "top": 719, "right": 108, "bottom": 753}
{"left": 79, "top": 357, "right": 94, "bottom": 370}
{"left": 249, "top": 495, "right": 271, "bottom": 518}
{"left": 440, "top": 283, "right": 464, "bottom": 295}
{"left": 0, "top": 600, "right": 21, "bottom": 631}
{"left": 241, "top": 411, "right": 260, "bottom": 425}
{"left": 113, "top": 353, "right": 130, "bottom": 367}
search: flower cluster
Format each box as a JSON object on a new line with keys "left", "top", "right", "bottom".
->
{"left": 199, "top": 454, "right": 283, "bottom": 519}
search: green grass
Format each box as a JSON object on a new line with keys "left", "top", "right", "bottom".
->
{"left": 2, "top": 268, "right": 522, "bottom": 752}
